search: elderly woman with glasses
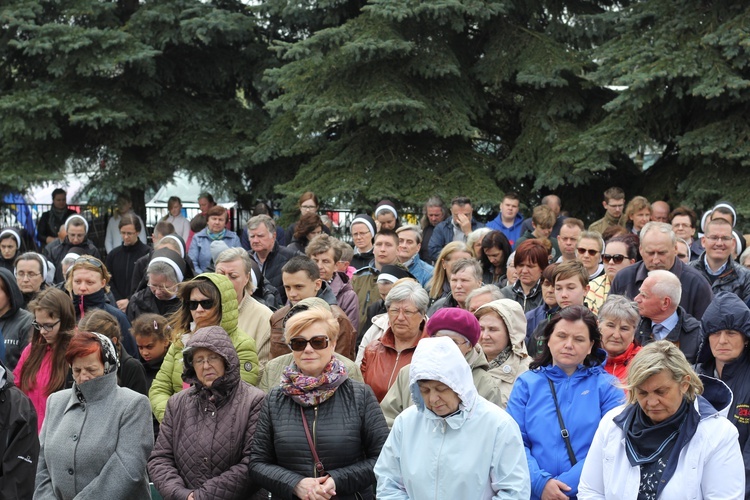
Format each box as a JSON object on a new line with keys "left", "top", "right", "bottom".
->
{"left": 14, "top": 252, "right": 50, "bottom": 310}
{"left": 126, "top": 248, "right": 186, "bottom": 322}
{"left": 360, "top": 280, "right": 430, "bottom": 402}
{"left": 65, "top": 256, "right": 137, "bottom": 358}
{"left": 149, "top": 273, "right": 260, "bottom": 423}
{"left": 249, "top": 305, "right": 388, "bottom": 500}
{"left": 149, "top": 326, "right": 267, "bottom": 499}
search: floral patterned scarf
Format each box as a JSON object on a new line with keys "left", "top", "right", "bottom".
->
{"left": 281, "top": 357, "right": 348, "bottom": 407}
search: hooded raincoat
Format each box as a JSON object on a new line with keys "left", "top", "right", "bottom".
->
{"left": 148, "top": 326, "right": 267, "bottom": 500}
{"left": 374, "top": 337, "right": 530, "bottom": 499}
{"left": 477, "top": 299, "right": 532, "bottom": 407}
{"left": 695, "top": 291, "right": 750, "bottom": 498}
{"left": 379, "top": 343, "right": 504, "bottom": 428}
{"left": 148, "top": 273, "right": 260, "bottom": 422}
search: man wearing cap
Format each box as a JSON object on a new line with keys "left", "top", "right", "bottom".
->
{"left": 352, "top": 230, "right": 400, "bottom": 330}
{"left": 47, "top": 215, "right": 101, "bottom": 283}
{"left": 393, "top": 225, "right": 433, "bottom": 288}
{"left": 379, "top": 307, "right": 503, "bottom": 428}
{"left": 258, "top": 297, "right": 364, "bottom": 392}
{"left": 247, "top": 215, "right": 297, "bottom": 304}
{"left": 428, "top": 196, "right": 484, "bottom": 261}
{"left": 350, "top": 214, "right": 376, "bottom": 270}
{"left": 268, "top": 256, "right": 356, "bottom": 360}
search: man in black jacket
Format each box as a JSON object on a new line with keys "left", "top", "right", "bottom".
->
{"left": 611, "top": 221, "right": 713, "bottom": 320}
{"left": 247, "top": 215, "right": 298, "bottom": 304}
{"left": 634, "top": 270, "right": 703, "bottom": 363}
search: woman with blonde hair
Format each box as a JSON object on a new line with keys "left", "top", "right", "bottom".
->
{"left": 580, "top": 341, "right": 744, "bottom": 499}
{"left": 625, "top": 196, "right": 651, "bottom": 235}
{"left": 65, "top": 256, "right": 137, "bottom": 357}
{"left": 427, "top": 241, "right": 472, "bottom": 303}
{"left": 249, "top": 305, "right": 387, "bottom": 499}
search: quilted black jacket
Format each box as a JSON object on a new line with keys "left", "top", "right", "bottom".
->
{"left": 248, "top": 379, "right": 388, "bottom": 499}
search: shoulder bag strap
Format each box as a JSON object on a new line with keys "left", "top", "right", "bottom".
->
{"left": 547, "top": 378, "right": 578, "bottom": 466}
{"left": 300, "top": 406, "right": 327, "bottom": 477}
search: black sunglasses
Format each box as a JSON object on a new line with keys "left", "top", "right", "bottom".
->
{"left": 288, "top": 336, "right": 329, "bottom": 352}
{"left": 602, "top": 254, "right": 626, "bottom": 264}
{"left": 74, "top": 257, "right": 103, "bottom": 267}
{"left": 188, "top": 299, "right": 215, "bottom": 311}
{"left": 577, "top": 247, "right": 599, "bottom": 256}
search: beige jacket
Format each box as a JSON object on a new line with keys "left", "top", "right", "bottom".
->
{"left": 476, "top": 299, "right": 532, "bottom": 408}
{"left": 379, "top": 344, "right": 502, "bottom": 428}
{"left": 237, "top": 293, "right": 273, "bottom": 376}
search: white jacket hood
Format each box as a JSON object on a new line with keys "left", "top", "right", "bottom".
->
{"left": 409, "top": 337, "right": 478, "bottom": 416}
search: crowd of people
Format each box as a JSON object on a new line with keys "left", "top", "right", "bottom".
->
{"left": 0, "top": 186, "right": 748, "bottom": 499}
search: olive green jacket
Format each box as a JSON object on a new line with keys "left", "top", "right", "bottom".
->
{"left": 149, "top": 273, "right": 260, "bottom": 422}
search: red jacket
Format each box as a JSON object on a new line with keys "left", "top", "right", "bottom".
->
{"left": 360, "top": 328, "right": 429, "bottom": 402}
{"left": 604, "top": 342, "right": 641, "bottom": 383}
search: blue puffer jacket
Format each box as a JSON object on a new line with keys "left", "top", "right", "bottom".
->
{"left": 506, "top": 363, "right": 624, "bottom": 499}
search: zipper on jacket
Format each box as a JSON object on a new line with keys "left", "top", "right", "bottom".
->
{"left": 387, "top": 352, "right": 402, "bottom": 390}
{"left": 434, "top": 426, "right": 447, "bottom": 498}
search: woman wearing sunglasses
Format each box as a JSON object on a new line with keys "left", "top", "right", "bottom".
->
{"left": 250, "top": 305, "right": 388, "bottom": 500}
{"left": 149, "top": 273, "right": 260, "bottom": 423}
{"left": 15, "top": 288, "right": 75, "bottom": 432}
{"left": 585, "top": 235, "right": 638, "bottom": 315}
{"left": 149, "top": 325, "right": 267, "bottom": 499}
{"left": 65, "top": 256, "right": 138, "bottom": 358}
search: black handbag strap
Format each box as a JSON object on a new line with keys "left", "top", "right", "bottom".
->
{"left": 300, "top": 406, "right": 327, "bottom": 477}
{"left": 547, "top": 378, "right": 577, "bottom": 466}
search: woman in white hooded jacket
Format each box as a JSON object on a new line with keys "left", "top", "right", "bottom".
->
{"left": 374, "top": 336, "right": 530, "bottom": 499}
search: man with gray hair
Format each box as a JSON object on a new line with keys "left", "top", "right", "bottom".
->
{"left": 246, "top": 214, "right": 298, "bottom": 304}
{"left": 465, "top": 284, "right": 503, "bottom": 313}
{"left": 610, "top": 221, "right": 713, "bottom": 319}
{"left": 395, "top": 225, "right": 434, "bottom": 287}
{"left": 634, "top": 270, "right": 703, "bottom": 363}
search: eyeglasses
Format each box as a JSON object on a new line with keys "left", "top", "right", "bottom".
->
{"left": 351, "top": 232, "right": 370, "bottom": 239}
{"left": 602, "top": 254, "right": 626, "bottom": 264}
{"left": 193, "top": 354, "right": 222, "bottom": 367}
{"left": 74, "top": 257, "right": 102, "bottom": 267}
{"left": 387, "top": 308, "right": 421, "bottom": 318}
{"left": 188, "top": 299, "right": 215, "bottom": 310}
{"left": 705, "top": 235, "right": 734, "bottom": 243}
{"left": 288, "top": 335, "right": 330, "bottom": 352}
{"left": 32, "top": 320, "right": 61, "bottom": 332}
{"left": 17, "top": 271, "right": 41, "bottom": 280}
{"left": 577, "top": 248, "right": 600, "bottom": 256}
{"left": 148, "top": 282, "right": 178, "bottom": 294}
